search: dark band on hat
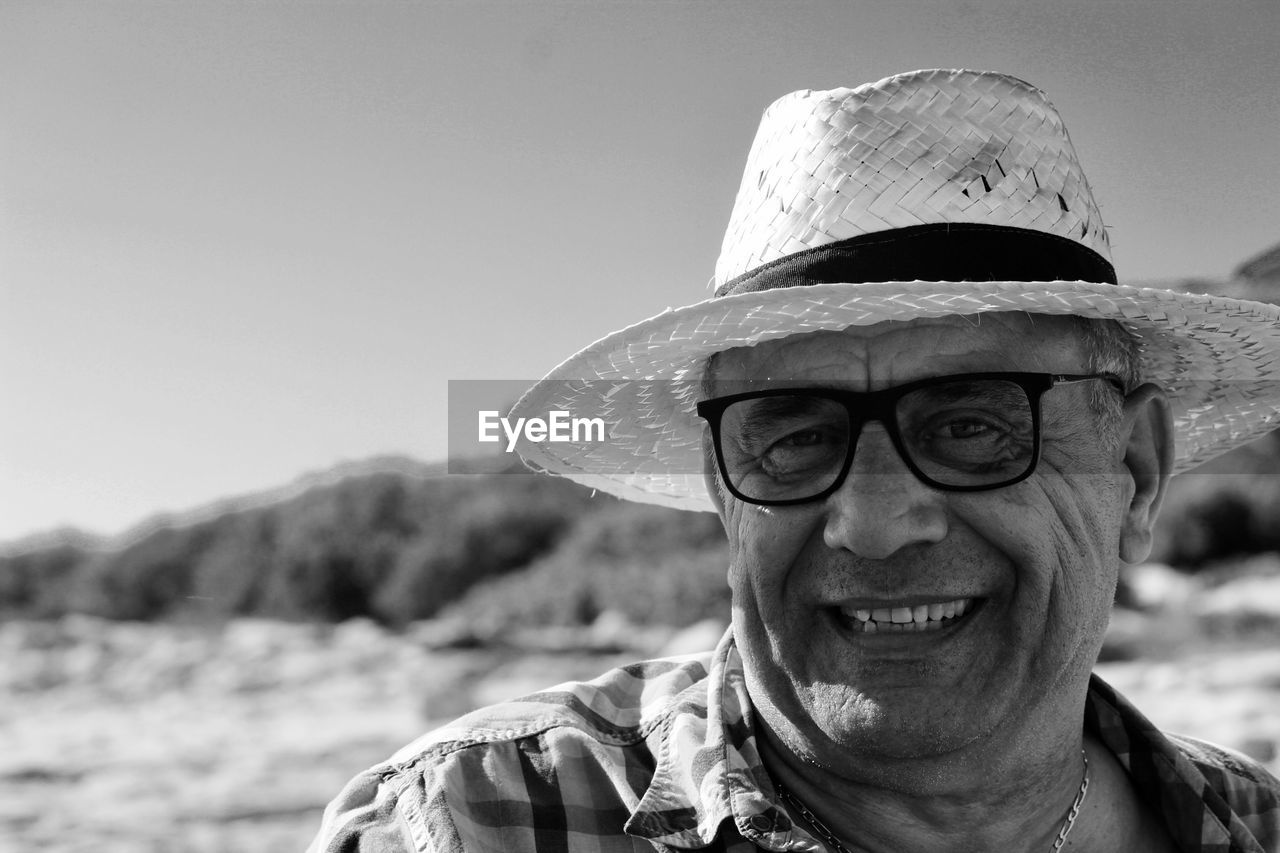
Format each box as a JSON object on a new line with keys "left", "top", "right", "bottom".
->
{"left": 715, "top": 224, "right": 1117, "bottom": 297}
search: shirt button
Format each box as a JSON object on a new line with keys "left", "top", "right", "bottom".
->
{"left": 749, "top": 814, "right": 774, "bottom": 832}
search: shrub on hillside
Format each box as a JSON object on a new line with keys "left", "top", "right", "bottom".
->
{"left": 253, "top": 477, "right": 413, "bottom": 621}
{"left": 1, "top": 470, "right": 602, "bottom": 623}
{"left": 0, "top": 543, "right": 87, "bottom": 618}
{"left": 69, "top": 523, "right": 218, "bottom": 620}
{"left": 188, "top": 512, "right": 278, "bottom": 616}
{"left": 443, "top": 504, "right": 731, "bottom": 632}
{"left": 372, "top": 502, "right": 567, "bottom": 624}
{"left": 371, "top": 479, "right": 611, "bottom": 624}
{"left": 169, "top": 470, "right": 609, "bottom": 623}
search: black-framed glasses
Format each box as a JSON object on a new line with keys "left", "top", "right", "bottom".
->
{"left": 695, "top": 372, "right": 1125, "bottom": 506}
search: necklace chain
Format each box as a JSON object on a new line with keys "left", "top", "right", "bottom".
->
{"left": 1051, "top": 749, "right": 1090, "bottom": 851}
{"left": 774, "top": 749, "right": 1090, "bottom": 853}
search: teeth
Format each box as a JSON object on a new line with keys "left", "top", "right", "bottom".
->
{"left": 840, "top": 598, "right": 974, "bottom": 633}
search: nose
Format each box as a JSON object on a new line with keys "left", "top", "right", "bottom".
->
{"left": 822, "top": 423, "right": 949, "bottom": 559}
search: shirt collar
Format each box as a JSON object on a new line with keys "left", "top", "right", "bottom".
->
{"left": 1085, "top": 673, "right": 1270, "bottom": 852}
{"left": 624, "top": 627, "right": 808, "bottom": 850}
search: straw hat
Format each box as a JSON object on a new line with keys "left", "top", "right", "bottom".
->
{"left": 510, "top": 68, "right": 1280, "bottom": 512}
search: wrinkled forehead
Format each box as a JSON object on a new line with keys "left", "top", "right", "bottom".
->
{"left": 704, "top": 313, "right": 1089, "bottom": 391}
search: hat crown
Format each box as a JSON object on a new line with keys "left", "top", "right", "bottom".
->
{"left": 714, "top": 69, "right": 1111, "bottom": 287}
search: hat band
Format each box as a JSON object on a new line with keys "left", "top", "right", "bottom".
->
{"left": 715, "top": 224, "right": 1117, "bottom": 297}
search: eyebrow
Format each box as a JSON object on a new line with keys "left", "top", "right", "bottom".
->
{"left": 737, "top": 396, "right": 832, "bottom": 419}
{"left": 729, "top": 396, "right": 840, "bottom": 448}
{"left": 906, "top": 380, "right": 1028, "bottom": 407}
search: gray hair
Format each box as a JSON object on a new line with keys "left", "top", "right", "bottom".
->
{"left": 1074, "top": 317, "right": 1142, "bottom": 440}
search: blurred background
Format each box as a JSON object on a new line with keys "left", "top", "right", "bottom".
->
{"left": 2, "top": 2, "right": 1278, "bottom": 850}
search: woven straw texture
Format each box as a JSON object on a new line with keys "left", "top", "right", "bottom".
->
{"left": 509, "top": 70, "right": 1280, "bottom": 512}
{"left": 715, "top": 69, "right": 1110, "bottom": 286}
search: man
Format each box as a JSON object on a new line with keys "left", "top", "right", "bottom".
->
{"left": 311, "top": 69, "right": 1280, "bottom": 852}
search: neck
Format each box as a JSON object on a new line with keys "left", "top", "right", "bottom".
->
{"left": 759, "top": 721, "right": 1094, "bottom": 853}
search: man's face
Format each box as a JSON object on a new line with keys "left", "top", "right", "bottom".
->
{"left": 705, "top": 314, "right": 1165, "bottom": 767}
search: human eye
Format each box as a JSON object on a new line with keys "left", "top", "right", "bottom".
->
{"left": 722, "top": 396, "right": 848, "bottom": 486}
{"left": 896, "top": 379, "right": 1038, "bottom": 482}
{"left": 915, "top": 408, "right": 1028, "bottom": 469}
{"left": 939, "top": 417, "right": 1000, "bottom": 440}
{"left": 760, "top": 424, "right": 843, "bottom": 478}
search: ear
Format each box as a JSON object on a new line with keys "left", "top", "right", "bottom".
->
{"left": 1117, "top": 383, "right": 1174, "bottom": 564}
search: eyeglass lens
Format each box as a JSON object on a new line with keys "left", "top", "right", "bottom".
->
{"left": 716, "top": 378, "right": 1037, "bottom": 502}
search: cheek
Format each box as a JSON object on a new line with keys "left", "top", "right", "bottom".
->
{"left": 725, "top": 507, "right": 774, "bottom": 596}
{"left": 978, "top": 470, "right": 1123, "bottom": 555}
{"left": 1040, "top": 473, "right": 1126, "bottom": 581}
{"left": 724, "top": 504, "right": 819, "bottom": 601}
{"left": 949, "top": 491, "right": 1053, "bottom": 570}
{"left": 964, "top": 480, "right": 1122, "bottom": 633}
{"left": 1036, "top": 429, "right": 1129, "bottom": 562}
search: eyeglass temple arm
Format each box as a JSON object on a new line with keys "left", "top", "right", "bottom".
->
{"left": 1050, "top": 373, "right": 1127, "bottom": 394}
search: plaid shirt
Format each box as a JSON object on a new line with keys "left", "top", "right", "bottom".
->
{"left": 310, "top": 630, "right": 1280, "bottom": 853}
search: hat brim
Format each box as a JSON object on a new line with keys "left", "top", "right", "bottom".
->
{"left": 510, "top": 280, "right": 1280, "bottom": 512}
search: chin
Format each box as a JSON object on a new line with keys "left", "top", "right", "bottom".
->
{"left": 787, "top": 682, "right": 996, "bottom": 765}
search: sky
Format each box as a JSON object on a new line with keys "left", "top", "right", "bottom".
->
{"left": 2, "top": 0, "right": 1278, "bottom": 542}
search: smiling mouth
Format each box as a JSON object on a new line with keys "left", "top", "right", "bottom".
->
{"left": 834, "top": 597, "right": 976, "bottom": 633}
